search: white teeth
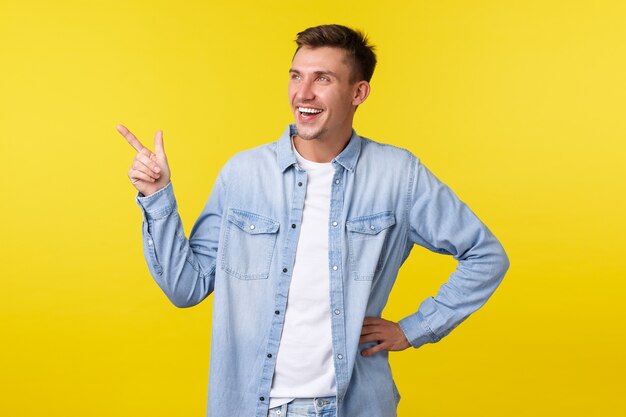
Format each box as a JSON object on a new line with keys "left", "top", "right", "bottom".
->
{"left": 298, "top": 107, "right": 323, "bottom": 114}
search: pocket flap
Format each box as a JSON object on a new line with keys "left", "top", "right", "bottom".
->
{"left": 346, "top": 211, "right": 396, "bottom": 235}
{"left": 227, "top": 208, "right": 280, "bottom": 234}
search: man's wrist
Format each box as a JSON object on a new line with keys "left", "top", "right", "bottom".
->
{"left": 397, "top": 312, "right": 438, "bottom": 349}
{"left": 135, "top": 181, "right": 176, "bottom": 220}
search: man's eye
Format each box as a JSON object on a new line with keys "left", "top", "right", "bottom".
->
{"left": 318, "top": 76, "right": 329, "bottom": 81}
{"left": 290, "top": 74, "right": 301, "bottom": 80}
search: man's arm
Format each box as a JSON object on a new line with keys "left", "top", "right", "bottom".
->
{"left": 118, "top": 124, "right": 225, "bottom": 308}
{"left": 397, "top": 158, "right": 510, "bottom": 349}
{"left": 135, "top": 175, "right": 226, "bottom": 308}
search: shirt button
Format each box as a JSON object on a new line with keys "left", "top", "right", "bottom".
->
{"left": 335, "top": 179, "right": 340, "bottom": 184}
{"left": 275, "top": 310, "right": 280, "bottom": 315}
{"left": 334, "top": 309, "right": 340, "bottom": 315}
{"left": 260, "top": 396, "right": 265, "bottom": 401}
{"left": 370, "top": 225, "right": 375, "bottom": 230}
{"left": 148, "top": 239, "right": 153, "bottom": 246}
{"left": 291, "top": 224, "right": 296, "bottom": 228}
{"left": 332, "top": 265, "right": 338, "bottom": 271}
{"left": 249, "top": 224, "right": 255, "bottom": 230}
{"left": 283, "top": 268, "right": 288, "bottom": 273}
{"left": 267, "top": 353, "right": 272, "bottom": 358}
{"left": 337, "top": 354, "right": 343, "bottom": 360}
{"left": 332, "top": 221, "right": 338, "bottom": 227}
{"left": 298, "top": 181, "right": 303, "bottom": 186}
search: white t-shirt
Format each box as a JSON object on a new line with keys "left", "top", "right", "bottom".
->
{"left": 268, "top": 138, "right": 337, "bottom": 409}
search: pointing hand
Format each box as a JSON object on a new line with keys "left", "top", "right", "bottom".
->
{"left": 117, "top": 124, "right": 171, "bottom": 197}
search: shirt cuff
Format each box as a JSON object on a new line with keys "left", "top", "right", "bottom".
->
{"left": 135, "top": 181, "right": 176, "bottom": 220}
{"left": 398, "top": 310, "right": 439, "bottom": 349}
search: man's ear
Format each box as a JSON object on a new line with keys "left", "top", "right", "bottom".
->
{"left": 352, "top": 80, "right": 370, "bottom": 106}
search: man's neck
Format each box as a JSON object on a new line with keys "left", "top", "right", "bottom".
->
{"left": 292, "top": 130, "right": 352, "bottom": 163}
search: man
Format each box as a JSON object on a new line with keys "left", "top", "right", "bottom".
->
{"left": 117, "top": 24, "right": 509, "bottom": 417}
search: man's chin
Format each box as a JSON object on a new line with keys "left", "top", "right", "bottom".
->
{"left": 295, "top": 124, "right": 324, "bottom": 141}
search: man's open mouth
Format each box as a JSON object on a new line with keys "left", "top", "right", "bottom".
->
{"left": 297, "top": 106, "right": 324, "bottom": 120}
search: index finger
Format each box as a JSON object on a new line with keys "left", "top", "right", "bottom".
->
{"left": 116, "top": 124, "right": 145, "bottom": 153}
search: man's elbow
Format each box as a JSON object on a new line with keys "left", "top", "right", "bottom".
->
{"left": 494, "top": 243, "right": 510, "bottom": 281}
{"left": 158, "top": 270, "right": 214, "bottom": 308}
{"left": 168, "top": 294, "right": 202, "bottom": 308}
{"left": 163, "top": 285, "right": 209, "bottom": 308}
{"left": 170, "top": 298, "right": 195, "bottom": 308}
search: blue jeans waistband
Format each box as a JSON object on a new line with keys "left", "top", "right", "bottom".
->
{"left": 268, "top": 396, "right": 337, "bottom": 416}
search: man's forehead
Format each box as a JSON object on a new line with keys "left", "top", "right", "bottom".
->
{"left": 291, "top": 46, "right": 351, "bottom": 72}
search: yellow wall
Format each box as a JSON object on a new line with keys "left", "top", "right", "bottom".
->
{"left": 1, "top": 0, "right": 624, "bottom": 415}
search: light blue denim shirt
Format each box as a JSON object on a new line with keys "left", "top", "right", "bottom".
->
{"left": 135, "top": 124, "right": 509, "bottom": 417}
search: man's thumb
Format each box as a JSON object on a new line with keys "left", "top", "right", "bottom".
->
{"left": 154, "top": 130, "right": 165, "bottom": 157}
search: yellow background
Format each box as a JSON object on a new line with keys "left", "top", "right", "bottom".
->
{"left": 1, "top": 0, "right": 625, "bottom": 415}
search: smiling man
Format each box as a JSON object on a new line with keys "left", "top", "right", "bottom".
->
{"left": 118, "top": 24, "right": 509, "bottom": 417}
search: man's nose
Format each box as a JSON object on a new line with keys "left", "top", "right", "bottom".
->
{"left": 297, "top": 80, "right": 315, "bottom": 101}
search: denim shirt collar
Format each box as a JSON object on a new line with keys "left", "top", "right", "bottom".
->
{"left": 277, "top": 124, "right": 362, "bottom": 173}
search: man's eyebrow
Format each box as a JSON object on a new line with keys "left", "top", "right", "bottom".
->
{"left": 288, "top": 68, "right": 339, "bottom": 78}
{"left": 314, "top": 70, "right": 338, "bottom": 78}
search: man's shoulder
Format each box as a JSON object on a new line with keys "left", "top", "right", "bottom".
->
{"left": 220, "top": 140, "right": 278, "bottom": 174}
{"left": 358, "top": 134, "right": 419, "bottom": 165}
{"left": 230, "top": 141, "right": 277, "bottom": 162}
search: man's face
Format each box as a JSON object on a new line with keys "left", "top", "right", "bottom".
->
{"left": 288, "top": 46, "right": 367, "bottom": 143}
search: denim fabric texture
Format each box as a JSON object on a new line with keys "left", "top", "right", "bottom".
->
{"left": 135, "top": 124, "right": 510, "bottom": 417}
{"left": 267, "top": 397, "right": 337, "bottom": 417}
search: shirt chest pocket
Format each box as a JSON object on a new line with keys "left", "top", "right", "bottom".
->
{"left": 220, "top": 208, "right": 280, "bottom": 280}
{"left": 346, "top": 211, "right": 396, "bottom": 281}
